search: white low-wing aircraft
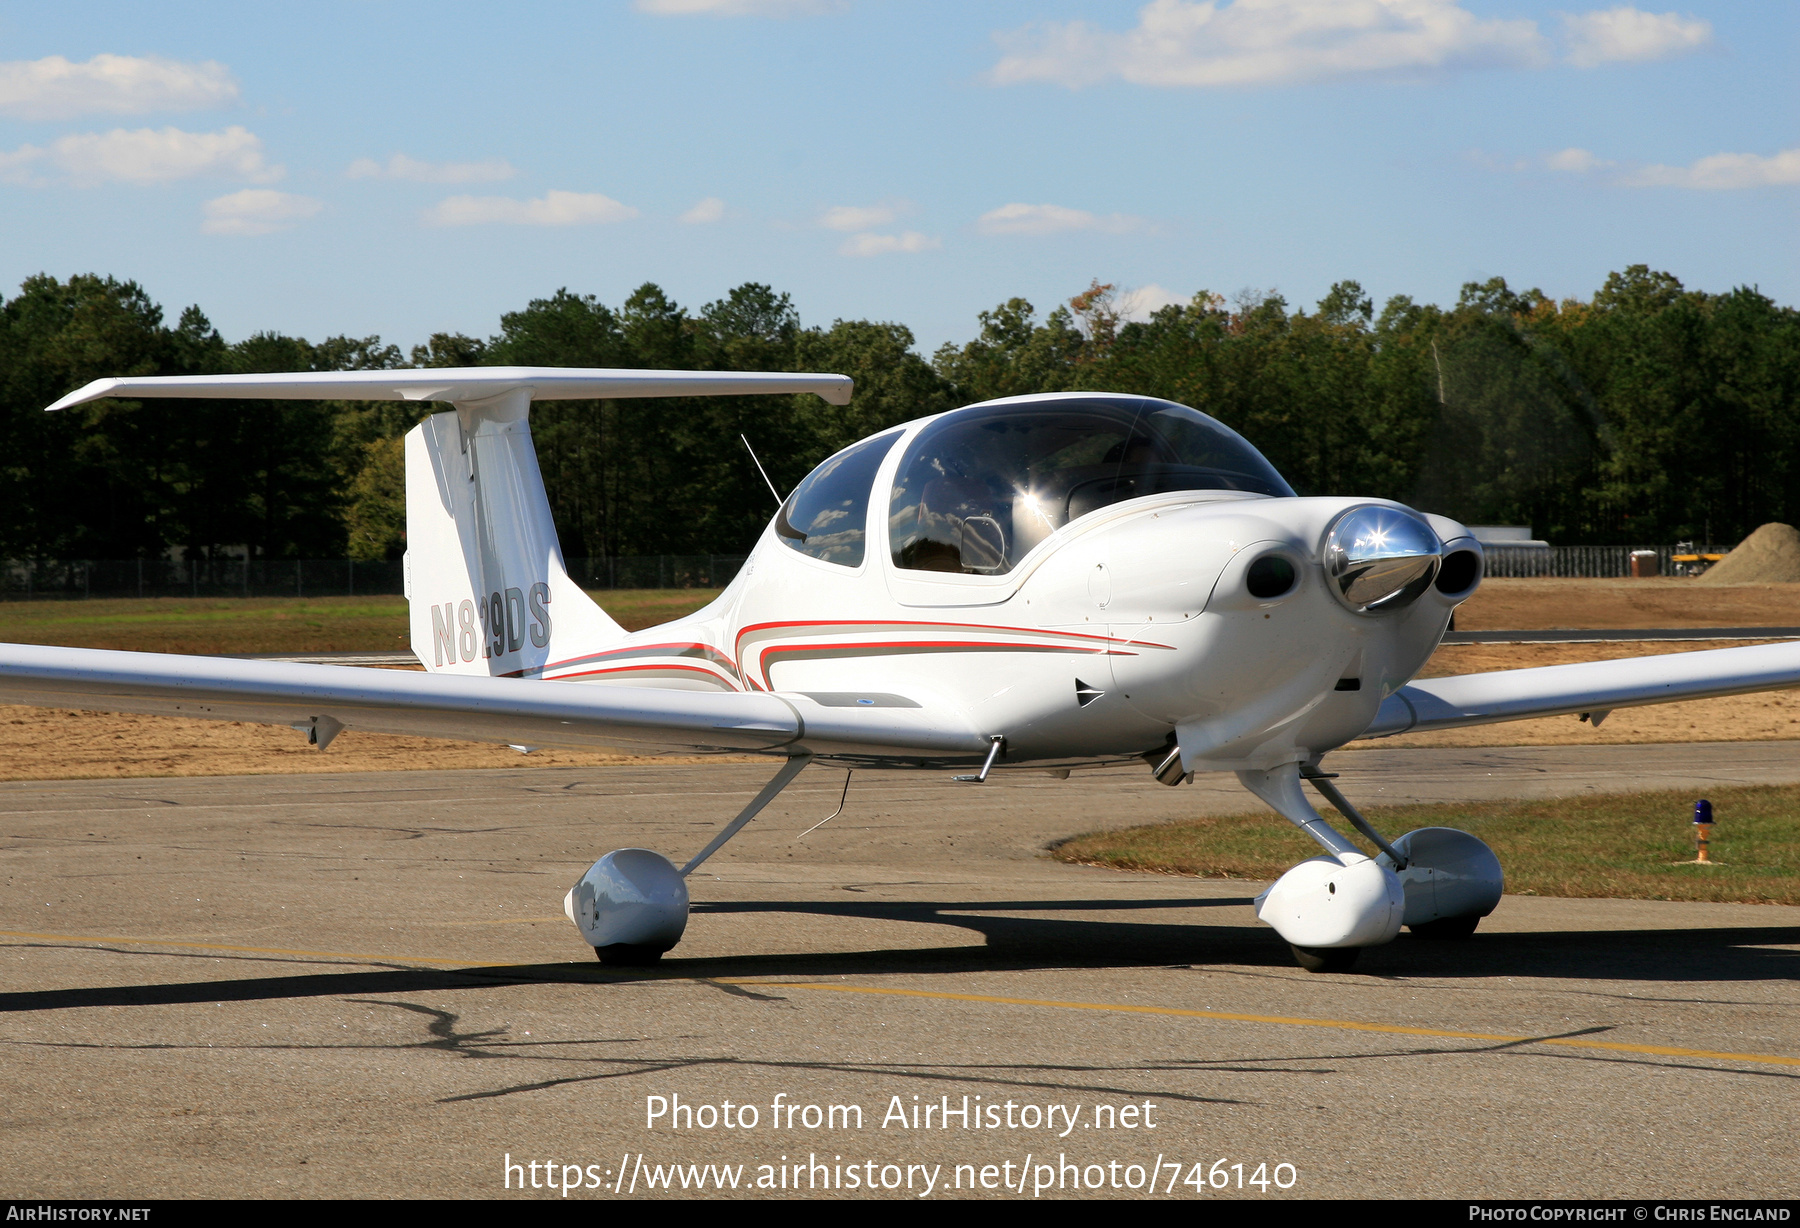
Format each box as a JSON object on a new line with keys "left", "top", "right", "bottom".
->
{"left": 11, "top": 368, "right": 1800, "bottom": 972}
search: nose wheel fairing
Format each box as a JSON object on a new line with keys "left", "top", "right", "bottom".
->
{"left": 1238, "top": 762, "right": 1502, "bottom": 967}
{"left": 1240, "top": 764, "right": 1405, "bottom": 952}
{"left": 1253, "top": 853, "right": 1405, "bottom": 950}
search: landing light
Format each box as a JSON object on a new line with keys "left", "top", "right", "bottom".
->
{"left": 1323, "top": 507, "right": 1440, "bottom": 614}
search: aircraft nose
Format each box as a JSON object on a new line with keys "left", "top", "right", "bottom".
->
{"left": 1322, "top": 506, "right": 1441, "bottom": 614}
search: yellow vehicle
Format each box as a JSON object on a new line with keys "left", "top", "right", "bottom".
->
{"left": 1671, "top": 540, "right": 1725, "bottom": 577}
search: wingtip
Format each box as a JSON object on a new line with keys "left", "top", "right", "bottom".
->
{"left": 44, "top": 378, "right": 114, "bottom": 413}
{"left": 822, "top": 377, "right": 855, "bottom": 406}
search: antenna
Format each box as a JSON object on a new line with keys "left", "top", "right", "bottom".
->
{"left": 797, "top": 770, "right": 853, "bottom": 839}
{"left": 740, "top": 433, "right": 783, "bottom": 507}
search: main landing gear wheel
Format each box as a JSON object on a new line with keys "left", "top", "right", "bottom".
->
{"left": 1408, "top": 914, "right": 1480, "bottom": 939}
{"left": 1289, "top": 944, "right": 1360, "bottom": 973}
{"left": 566, "top": 850, "right": 690, "bottom": 961}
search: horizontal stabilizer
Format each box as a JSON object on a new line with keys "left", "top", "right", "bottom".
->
{"left": 1364, "top": 640, "right": 1800, "bottom": 737}
{"left": 45, "top": 366, "right": 853, "bottom": 413}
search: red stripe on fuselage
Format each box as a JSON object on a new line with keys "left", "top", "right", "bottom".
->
{"left": 735, "top": 618, "right": 1170, "bottom": 658}
{"left": 511, "top": 619, "right": 1172, "bottom": 692}
{"left": 546, "top": 661, "right": 740, "bottom": 688}
{"left": 748, "top": 638, "right": 1136, "bottom": 689}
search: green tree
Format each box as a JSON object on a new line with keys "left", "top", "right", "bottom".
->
{"left": 792, "top": 318, "right": 956, "bottom": 457}
{"left": 343, "top": 434, "right": 407, "bottom": 561}
{"left": 932, "top": 298, "right": 1084, "bottom": 403}
{"left": 8, "top": 266, "right": 1797, "bottom": 565}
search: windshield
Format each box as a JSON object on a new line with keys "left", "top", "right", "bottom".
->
{"left": 775, "top": 430, "right": 900, "bottom": 567}
{"left": 889, "top": 396, "right": 1292, "bottom": 575}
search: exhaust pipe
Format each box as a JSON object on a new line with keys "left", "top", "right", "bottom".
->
{"left": 1145, "top": 743, "right": 1187, "bottom": 787}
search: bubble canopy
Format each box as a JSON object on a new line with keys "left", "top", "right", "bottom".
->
{"left": 887, "top": 395, "right": 1293, "bottom": 575}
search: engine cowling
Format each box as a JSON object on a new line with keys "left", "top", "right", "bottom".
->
{"left": 1253, "top": 852, "right": 1404, "bottom": 949}
{"left": 1376, "top": 827, "right": 1503, "bottom": 930}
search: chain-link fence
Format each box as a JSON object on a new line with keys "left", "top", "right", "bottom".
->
{"left": 0, "top": 555, "right": 749, "bottom": 600}
{"left": 1480, "top": 545, "right": 1680, "bottom": 578}
{"left": 562, "top": 555, "right": 747, "bottom": 590}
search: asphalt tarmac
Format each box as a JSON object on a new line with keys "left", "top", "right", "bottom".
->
{"left": 3, "top": 742, "right": 1797, "bottom": 1200}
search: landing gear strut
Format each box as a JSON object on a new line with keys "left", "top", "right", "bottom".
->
{"left": 564, "top": 754, "right": 813, "bottom": 962}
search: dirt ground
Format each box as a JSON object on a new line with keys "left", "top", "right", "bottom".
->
{"left": 0, "top": 706, "right": 749, "bottom": 781}
{"left": 3, "top": 579, "right": 1798, "bottom": 781}
{"left": 1454, "top": 577, "right": 1800, "bottom": 629}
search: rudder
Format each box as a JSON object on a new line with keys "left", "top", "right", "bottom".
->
{"left": 404, "top": 389, "right": 624, "bottom": 676}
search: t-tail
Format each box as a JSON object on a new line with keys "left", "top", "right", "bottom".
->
{"left": 44, "top": 365, "right": 854, "bottom": 679}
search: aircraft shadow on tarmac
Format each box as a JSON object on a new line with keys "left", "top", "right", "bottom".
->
{"left": 3, "top": 895, "right": 1798, "bottom": 1014}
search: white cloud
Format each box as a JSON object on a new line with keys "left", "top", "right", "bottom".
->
{"left": 680, "top": 196, "right": 726, "bottom": 223}
{"left": 838, "top": 231, "right": 939, "bottom": 257}
{"left": 1562, "top": 7, "right": 1712, "bottom": 68}
{"left": 423, "top": 189, "right": 640, "bottom": 226}
{"left": 0, "top": 145, "right": 43, "bottom": 186}
{"left": 1119, "top": 283, "right": 1189, "bottom": 321}
{"left": 635, "top": 0, "right": 843, "bottom": 15}
{"left": 0, "top": 125, "right": 281, "bottom": 186}
{"left": 346, "top": 153, "right": 516, "bottom": 183}
{"left": 1500, "top": 143, "right": 1800, "bottom": 189}
{"left": 1623, "top": 148, "right": 1800, "bottom": 190}
{"left": 976, "top": 202, "right": 1148, "bottom": 236}
{"left": 0, "top": 54, "right": 237, "bottom": 120}
{"left": 1545, "top": 147, "right": 1612, "bottom": 172}
{"left": 1464, "top": 148, "right": 1529, "bottom": 172}
{"left": 989, "top": 0, "right": 1549, "bottom": 90}
{"left": 819, "top": 201, "right": 906, "bottom": 231}
{"left": 201, "top": 189, "right": 322, "bottom": 236}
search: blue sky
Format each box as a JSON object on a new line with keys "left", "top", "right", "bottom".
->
{"left": 2, "top": 1, "right": 1793, "bottom": 356}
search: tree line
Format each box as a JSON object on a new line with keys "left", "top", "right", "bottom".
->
{"left": 1, "top": 265, "right": 1794, "bottom": 562}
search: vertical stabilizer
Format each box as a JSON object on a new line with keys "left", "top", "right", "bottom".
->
{"left": 404, "top": 390, "right": 624, "bottom": 676}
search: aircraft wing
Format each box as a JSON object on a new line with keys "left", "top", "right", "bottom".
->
{"left": 0, "top": 644, "right": 983, "bottom": 758}
{"left": 1364, "top": 641, "right": 1800, "bottom": 737}
{"left": 45, "top": 366, "right": 854, "bottom": 411}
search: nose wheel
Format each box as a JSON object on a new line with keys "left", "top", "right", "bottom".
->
{"left": 1289, "top": 944, "right": 1360, "bottom": 974}
{"left": 1408, "top": 914, "right": 1481, "bottom": 939}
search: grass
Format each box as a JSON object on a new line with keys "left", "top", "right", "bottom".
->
{"left": 599, "top": 588, "right": 726, "bottom": 630}
{"left": 1052, "top": 783, "right": 1800, "bottom": 905}
{"left": 0, "top": 589, "right": 723, "bottom": 654}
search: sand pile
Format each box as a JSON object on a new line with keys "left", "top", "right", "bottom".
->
{"left": 1696, "top": 522, "right": 1800, "bottom": 584}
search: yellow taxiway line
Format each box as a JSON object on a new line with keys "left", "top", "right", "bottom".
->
{"left": 5, "top": 928, "right": 1796, "bottom": 1069}
{"left": 745, "top": 980, "right": 1800, "bottom": 1068}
